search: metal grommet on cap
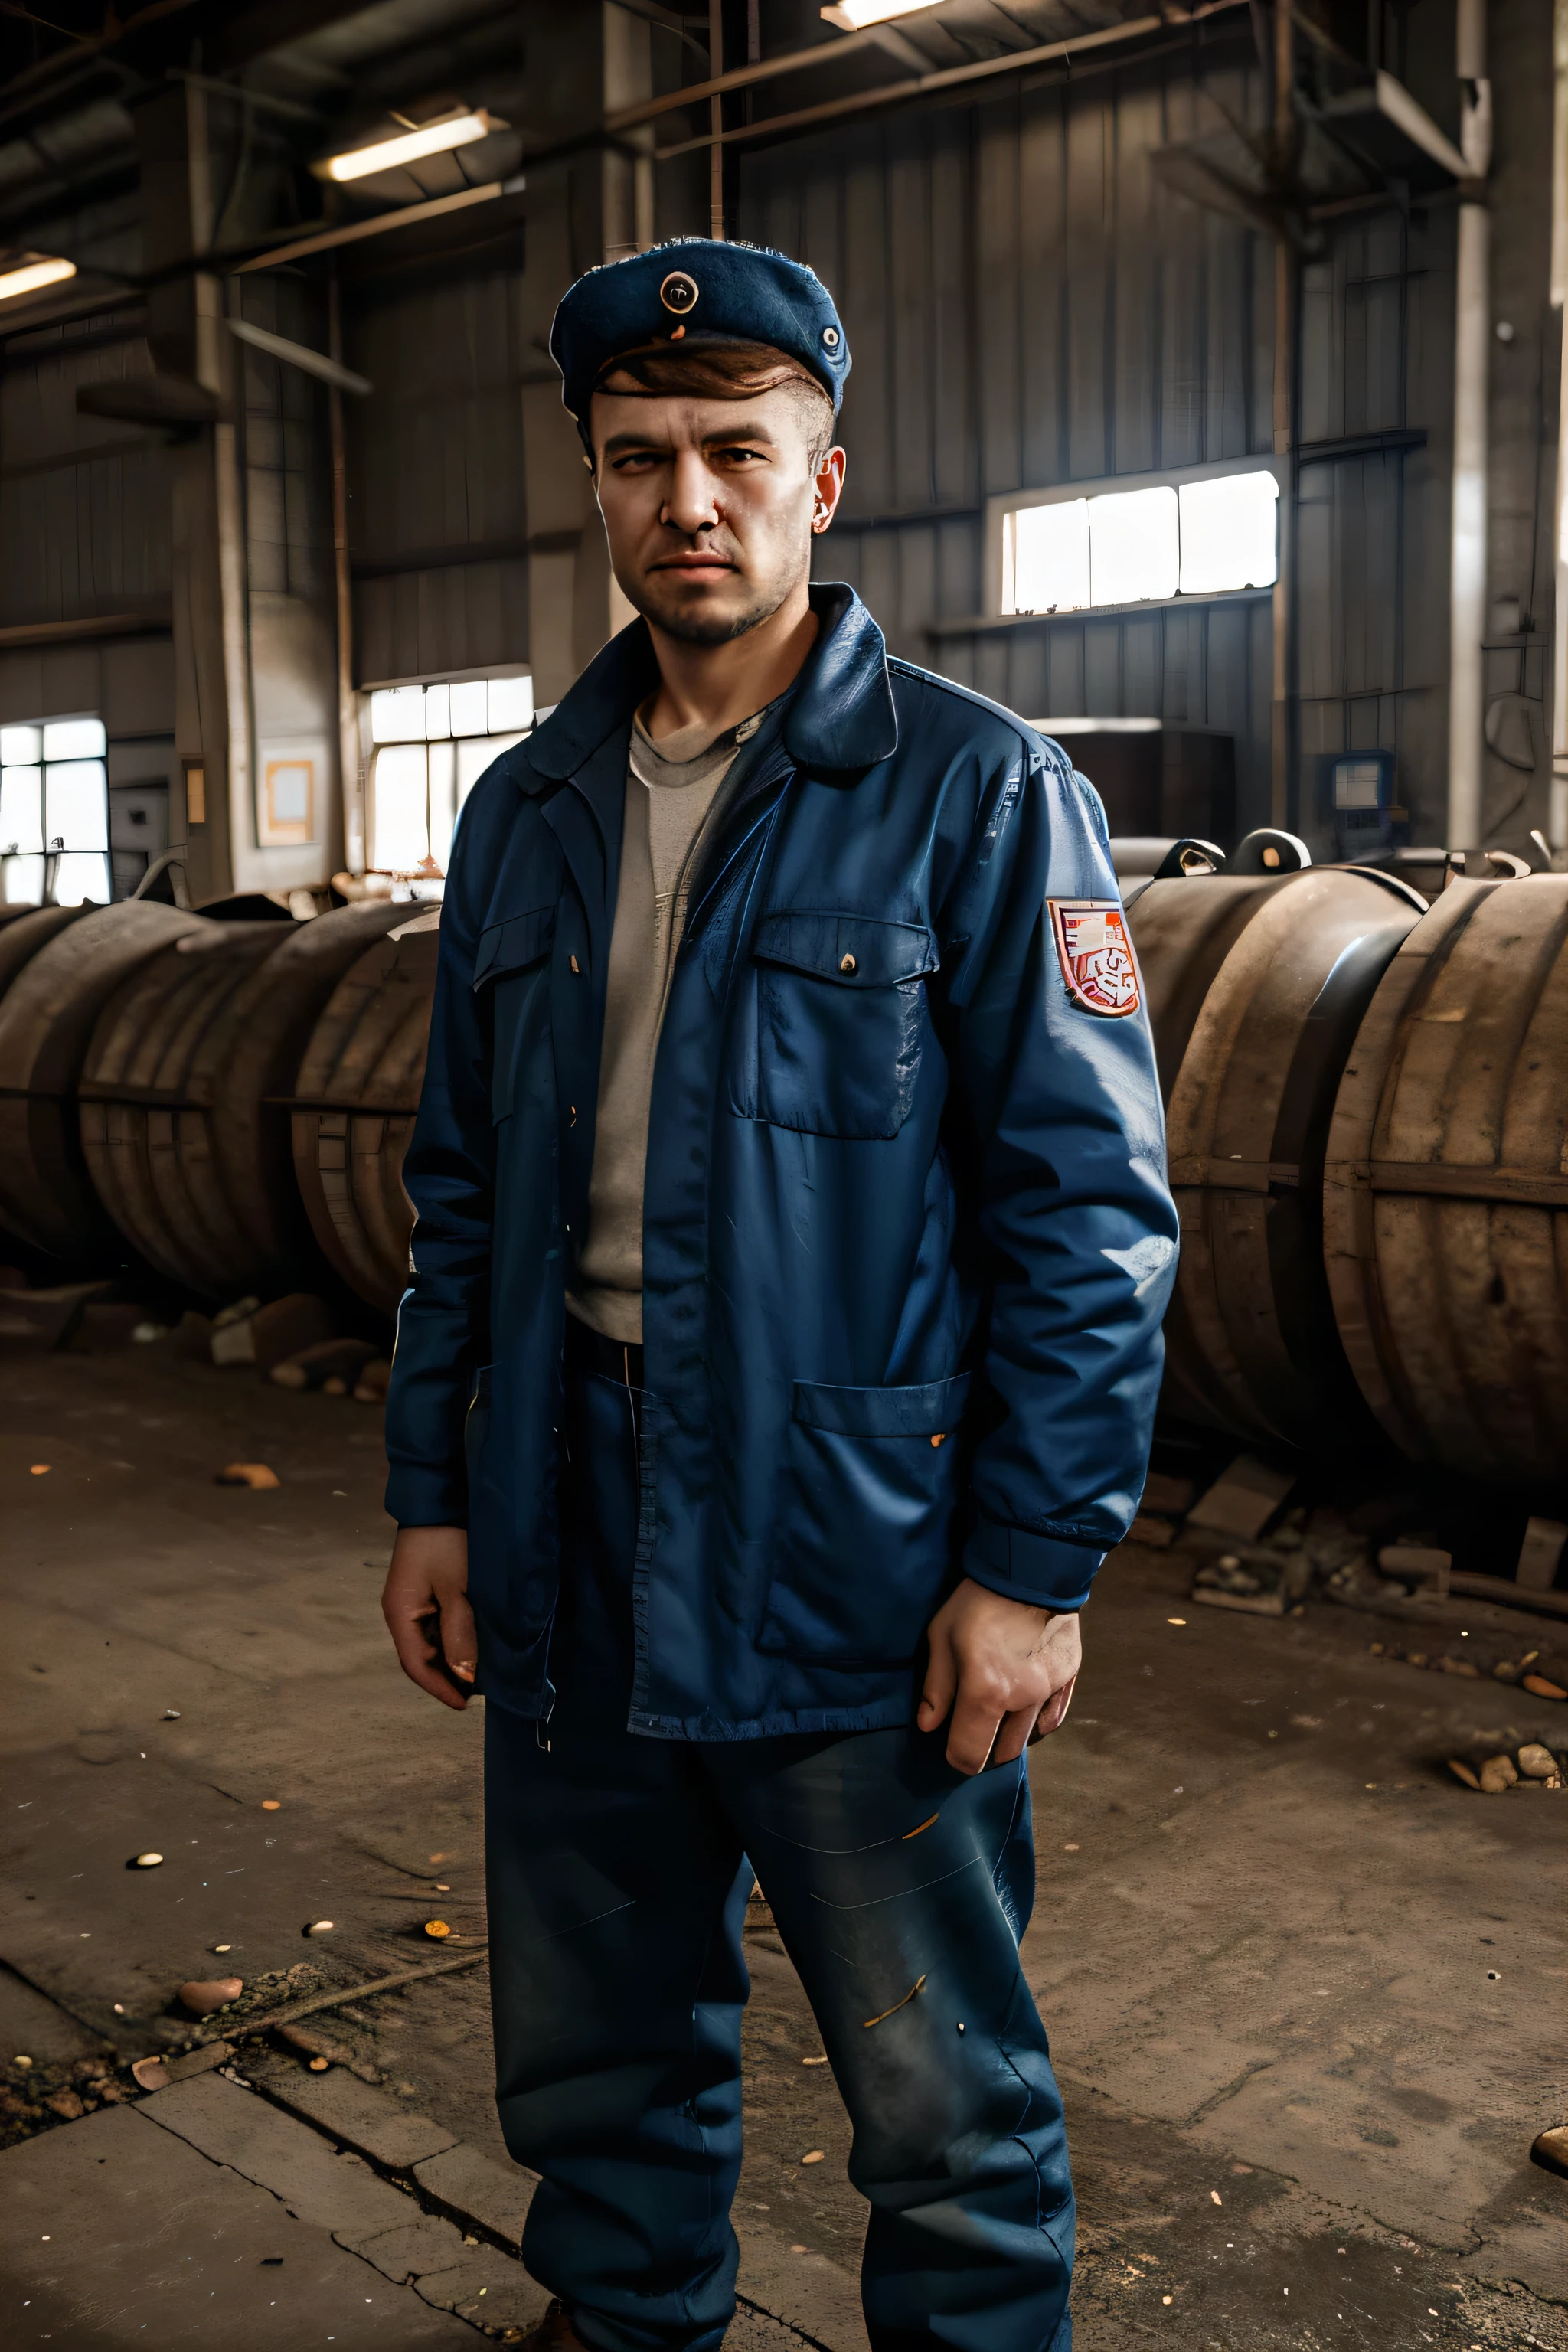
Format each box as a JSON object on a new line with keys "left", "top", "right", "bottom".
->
{"left": 822, "top": 325, "right": 841, "bottom": 351}
{"left": 660, "top": 270, "right": 700, "bottom": 316}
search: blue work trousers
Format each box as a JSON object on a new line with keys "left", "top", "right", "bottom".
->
{"left": 484, "top": 1336, "right": 1075, "bottom": 2352}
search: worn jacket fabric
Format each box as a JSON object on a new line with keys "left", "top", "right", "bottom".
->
{"left": 384, "top": 584, "right": 1178, "bottom": 1737}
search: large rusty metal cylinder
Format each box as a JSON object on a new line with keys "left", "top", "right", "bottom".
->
{"left": 78, "top": 903, "right": 410, "bottom": 1299}
{"left": 1125, "top": 866, "right": 1425, "bottom": 1450}
{"left": 291, "top": 915, "right": 439, "bottom": 1314}
{"left": 0, "top": 903, "right": 206, "bottom": 1259}
{"left": 1323, "top": 874, "right": 1568, "bottom": 1485}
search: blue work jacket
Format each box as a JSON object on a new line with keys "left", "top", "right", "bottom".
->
{"left": 384, "top": 584, "right": 1178, "bottom": 1738}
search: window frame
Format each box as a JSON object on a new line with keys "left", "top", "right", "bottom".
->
{"left": 358, "top": 665, "right": 534, "bottom": 884}
{"left": 0, "top": 710, "right": 110, "bottom": 906}
{"left": 986, "top": 454, "right": 1285, "bottom": 623}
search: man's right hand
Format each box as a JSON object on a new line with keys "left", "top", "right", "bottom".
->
{"left": 382, "top": 1525, "right": 475, "bottom": 1710}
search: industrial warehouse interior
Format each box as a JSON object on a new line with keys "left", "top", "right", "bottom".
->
{"left": 0, "top": 2, "right": 1564, "bottom": 2350}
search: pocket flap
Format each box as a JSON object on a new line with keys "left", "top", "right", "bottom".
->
{"left": 792, "top": 1372, "right": 970, "bottom": 1437}
{"left": 473, "top": 906, "right": 556, "bottom": 991}
{"left": 754, "top": 909, "right": 936, "bottom": 988}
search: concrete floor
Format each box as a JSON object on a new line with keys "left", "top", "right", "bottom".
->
{"left": 1, "top": 1312, "right": 1563, "bottom": 2351}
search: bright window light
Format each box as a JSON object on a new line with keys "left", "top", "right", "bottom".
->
{"left": 45, "top": 760, "right": 108, "bottom": 852}
{"left": 1088, "top": 486, "right": 1179, "bottom": 606}
{"left": 1008, "top": 501, "right": 1089, "bottom": 616}
{"left": 1000, "top": 467, "right": 1279, "bottom": 616}
{"left": 822, "top": 2, "right": 940, "bottom": 26}
{"left": 0, "top": 766, "right": 42, "bottom": 854}
{"left": 365, "top": 675, "right": 533, "bottom": 878}
{"left": 429, "top": 741, "right": 457, "bottom": 871}
{"left": 455, "top": 737, "right": 496, "bottom": 807}
{"left": 318, "top": 110, "right": 493, "bottom": 184}
{"left": 52, "top": 851, "right": 109, "bottom": 906}
{"left": 370, "top": 685, "right": 427, "bottom": 744}
{"left": 0, "top": 254, "right": 76, "bottom": 303}
{"left": 0, "top": 710, "right": 108, "bottom": 904}
{"left": 487, "top": 675, "right": 534, "bottom": 732}
{"left": 457, "top": 733, "right": 526, "bottom": 807}
{"left": 42, "top": 716, "right": 105, "bottom": 760}
{"left": 1178, "top": 470, "right": 1278, "bottom": 593}
{"left": 370, "top": 744, "right": 431, "bottom": 871}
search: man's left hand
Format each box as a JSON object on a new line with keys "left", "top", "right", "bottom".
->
{"left": 917, "top": 1579, "right": 1081, "bottom": 1775}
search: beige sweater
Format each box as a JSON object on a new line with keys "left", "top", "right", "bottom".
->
{"left": 567, "top": 710, "right": 740, "bottom": 1344}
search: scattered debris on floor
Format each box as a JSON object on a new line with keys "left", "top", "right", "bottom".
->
{"left": 1368, "top": 1636, "right": 1568, "bottom": 1699}
{"left": 2, "top": 1945, "right": 499, "bottom": 2161}
{"left": 1447, "top": 1745, "right": 1563, "bottom": 1792}
{"left": 0, "top": 1277, "right": 113, "bottom": 1348}
{"left": 211, "top": 1292, "right": 335, "bottom": 1369}
{"left": 1122, "top": 1447, "right": 1568, "bottom": 1694}
{"left": 1184, "top": 1452, "right": 1298, "bottom": 1544}
{"left": 216, "top": 1460, "right": 281, "bottom": 1488}
{"left": 178, "top": 1977, "right": 244, "bottom": 2016}
{"left": 270, "top": 1335, "right": 381, "bottom": 1391}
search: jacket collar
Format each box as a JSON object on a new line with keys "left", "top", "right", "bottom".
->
{"left": 520, "top": 580, "right": 897, "bottom": 791}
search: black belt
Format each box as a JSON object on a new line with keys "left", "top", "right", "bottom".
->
{"left": 564, "top": 1313, "right": 644, "bottom": 1390}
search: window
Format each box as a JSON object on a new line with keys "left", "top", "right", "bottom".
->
{"left": 0, "top": 715, "right": 109, "bottom": 906}
{"left": 364, "top": 672, "right": 534, "bottom": 880}
{"left": 998, "top": 467, "right": 1278, "bottom": 616}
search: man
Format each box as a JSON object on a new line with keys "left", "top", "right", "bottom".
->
{"left": 381, "top": 239, "right": 1176, "bottom": 2352}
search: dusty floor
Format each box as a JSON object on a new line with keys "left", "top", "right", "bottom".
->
{"left": 2, "top": 1312, "right": 1564, "bottom": 2350}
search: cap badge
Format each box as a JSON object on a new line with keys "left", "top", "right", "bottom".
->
{"left": 659, "top": 270, "right": 700, "bottom": 316}
{"left": 821, "top": 325, "right": 841, "bottom": 351}
{"left": 1049, "top": 900, "right": 1141, "bottom": 1017}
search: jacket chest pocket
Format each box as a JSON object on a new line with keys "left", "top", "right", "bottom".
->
{"left": 474, "top": 907, "right": 556, "bottom": 1122}
{"left": 748, "top": 910, "right": 937, "bottom": 1140}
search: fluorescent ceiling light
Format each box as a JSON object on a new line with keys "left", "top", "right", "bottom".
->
{"left": 822, "top": 1, "right": 940, "bottom": 25}
{"left": 0, "top": 255, "right": 76, "bottom": 302}
{"left": 317, "top": 110, "right": 494, "bottom": 183}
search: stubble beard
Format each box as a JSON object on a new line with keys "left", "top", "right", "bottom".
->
{"left": 622, "top": 537, "right": 808, "bottom": 647}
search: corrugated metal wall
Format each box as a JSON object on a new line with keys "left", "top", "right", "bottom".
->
{"left": 737, "top": 43, "right": 1455, "bottom": 843}
{"left": 1295, "top": 206, "right": 1452, "bottom": 834}
{"left": 345, "top": 266, "right": 531, "bottom": 685}
{"left": 0, "top": 313, "right": 172, "bottom": 632}
{"left": 0, "top": 305, "right": 175, "bottom": 764}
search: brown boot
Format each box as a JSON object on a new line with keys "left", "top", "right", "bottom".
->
{"left": 508, "top": 2303, "right": 593, "bottom": 2351}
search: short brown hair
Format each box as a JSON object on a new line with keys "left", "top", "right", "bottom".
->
{"left": 593, "top": 338, "right": 836, "bottom": 466}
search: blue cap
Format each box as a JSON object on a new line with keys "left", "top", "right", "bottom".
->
{"left": 550, "top": 238, "right": 850, "bottom": 447}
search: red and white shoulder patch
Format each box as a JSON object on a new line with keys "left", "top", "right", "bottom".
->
{"left": 1049, "top": 899, "right": 1142, "bottom": 1018}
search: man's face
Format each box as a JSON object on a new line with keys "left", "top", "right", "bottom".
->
{"left": 590, "top": 381, "right": 844, "bottom": 645}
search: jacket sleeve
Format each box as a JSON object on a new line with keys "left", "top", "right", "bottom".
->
{"left": 943, "top": 733, "right": 1178, "bottom": 1612}
{"left": 382, "top": 797, "right": 498, "bottom": 1529}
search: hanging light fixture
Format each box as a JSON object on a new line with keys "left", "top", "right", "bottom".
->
{"left": 0, "top": 254, "right": 76, "bottom": 302}
{"left": 314, "top": 109, "right": 496, "bottom": 183}
{"left": 821, "top": 1, "right": 941, "bottom": 26}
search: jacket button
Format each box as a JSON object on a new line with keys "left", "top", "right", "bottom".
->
{"left": 570, "top": 955, "right": 580, "bottom": 974}
{"left": 930, "top": 1432, "right": 946, "bottom": 1448}
{"left": 839, "top": 952, "right": 857, "bottom": 975}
